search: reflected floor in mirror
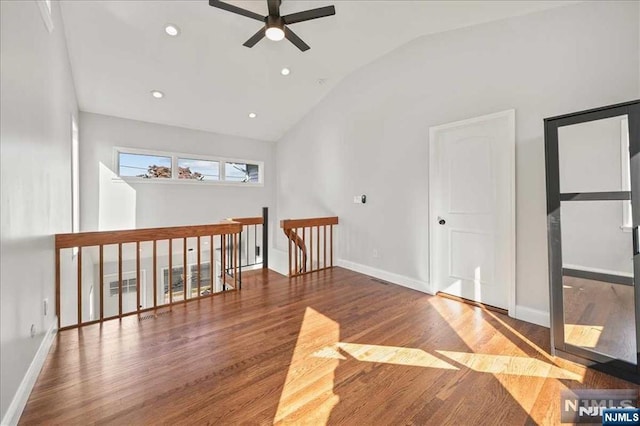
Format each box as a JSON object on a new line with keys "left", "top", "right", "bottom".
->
{"left": 563, "top": 275, "right": 636, "bottom": 364}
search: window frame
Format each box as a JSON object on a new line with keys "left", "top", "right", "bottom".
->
{"left": 162, "top": 261, "right": 213, "bottom": 295}
{"left": 113, "top": 147, "right": 264, "bottom": 187}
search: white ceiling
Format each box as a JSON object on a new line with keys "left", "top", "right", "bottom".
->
{"left": 61, "top": 0, "right": 576, "bottom": 142}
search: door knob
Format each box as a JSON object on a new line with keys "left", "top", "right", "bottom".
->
{"left": 438, "top": 217, "right": 446, "bottom": 225}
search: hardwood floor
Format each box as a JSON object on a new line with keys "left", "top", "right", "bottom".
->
{"left": 20, "top": 268, "right": 638, "bottom": 425}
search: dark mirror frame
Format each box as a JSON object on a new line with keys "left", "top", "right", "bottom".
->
{"left": 544, "top": 99, "right": 640, "bottom": 383}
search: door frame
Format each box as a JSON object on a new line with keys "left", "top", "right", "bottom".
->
{"left": 544, "top": 99, "right": 640, "bottom": 382}
{"left": 428, "top": 109, "right": 516, "bottom": 315}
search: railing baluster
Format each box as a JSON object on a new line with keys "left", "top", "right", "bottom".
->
{"left": 169, "top": 239, "right": 173, "bottom": 306}
{"left": 153, "top": 240, "right": 157, "bottom": 309}
{"left": 245, "top": 226, "right": 249, "bottom": 267}
{"left": 330, "top": 225, "right": 334, "bottom": 267}
{"left": 221, "top": 234, "right": 225, "bottom": 291}
{"left": 136, "top": 241, "right": 141, "bottom": 312}
{"left": 302, "top": 227, "right": 306, "bottom": 273}
{"left": 210, "top": 235, "right": 214, "bottom": 294}
{"left": 288, "top": 229, "right": 292, "bottom": 277}
{"left": 309, "top": 227, "right": 312, "bottom": 272}
{"left": 316, "top": 226, "right": 320, "bottom": 272}
{"left": 234, "top": 233, "right": 238, "bottom": 289}
{"left": 294, "top": 228, "right": 299, "bottom": 275}
{"left": 324, "top": 225, "right": 327, "bottom": 269}
{"left": 77, "top": 247, "right": 82, "bottom": 325}
{"left": 183, "top": 237, "right": 187, "bottom": 303}
{"left": 118, "top": 243, "right": 123, "bottom": 318}
{"left": 56, "top": 248, "right": 61, "bottom": 329}
{"left": 262, "top": 207, "right": 269, "bottom": 269}
{"left": 197, "top": 236, "right": 201, "bottom": 299}
{"left": 99, "top": 245, "right": 104, "bottom": 321}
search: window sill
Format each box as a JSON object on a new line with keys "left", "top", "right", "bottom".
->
{"left": 113, "top": 177, "right": 264, "bottom": 188}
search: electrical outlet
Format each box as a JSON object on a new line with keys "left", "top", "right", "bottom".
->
{"left": 43, "top": 298, "right": 49, "bottom": 316}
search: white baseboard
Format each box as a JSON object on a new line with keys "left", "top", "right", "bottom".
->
{"left": 337, "top": 259, "right": 432, "bottom": 295}
{"left": 514, "top": 305, "right": 550, "bottom": 328}
{"left": 2, "top": 319, "right": 57, "bottom": 426}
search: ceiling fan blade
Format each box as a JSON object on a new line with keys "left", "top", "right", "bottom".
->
{"left": 282, "top": 5, "right": 335, "bottom": 25}
{"left": 243, "top": 28, "right": 265, "bottom": 48}
{"left": 284, "top": 26, "right": 310, "bottom": 52}
{"left": 209, "top": 0, "right": 265, "bottom": 22}
{"left": 267, "top": 0, "right": 280, "bottom": 16}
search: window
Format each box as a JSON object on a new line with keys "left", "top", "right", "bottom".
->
{"left": 163, "top": 263, "right": 212, "bottom": 297}
{"left": 71, "top": 116, "right": 79, "bottom": 234}
{"left": 178, "top": 158, "right": 219, "bottom": 181}
{"left": 71, "top": 116, "right": 79, "bottom": 256}
{"left": 163, "top": 266, "right": 184, "bottom": 294}
{"left": 115, "top": 148, "right": 263, "bottom": 185}
{"left": 118, "top": 152, "right": 172, "bottom": 179}
{"left": 109, "top": 278, "right": 137, "bottom": 296}
{"left": 225, "top": 162, "right": 260, "bottom": 183}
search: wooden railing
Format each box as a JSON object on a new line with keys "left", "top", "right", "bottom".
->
{"left": 280, "top": 216, "right": 338, "bottom": 277}
{"left": 228, "top": 206, "right": 269, "bottom": 272}
{"left": 55, "top": 221, "right": 242, "bottom": 330}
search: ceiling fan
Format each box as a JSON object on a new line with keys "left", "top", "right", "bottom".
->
{"left": 209, "top": 0, "right": 336, "bottom": 52}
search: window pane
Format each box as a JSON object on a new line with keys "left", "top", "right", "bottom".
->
{"left": 119, "top": 152, "right": 172, "bottom": 178}
{"left": 177, "top": 158, "right": 219, "bottom": 181}
{"left": 225, "top": 162, "right": 259, "bottom": 183}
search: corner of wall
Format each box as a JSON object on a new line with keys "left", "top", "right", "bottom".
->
{"left": 337, "top": 259, "right": 432, "bottom": 295}
{"left": 1, "top": 320, "right": 58, "bottom": 426}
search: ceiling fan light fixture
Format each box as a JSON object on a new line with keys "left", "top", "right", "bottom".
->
{"left": 265, "top": 26, "right": 285, "bottom": 41}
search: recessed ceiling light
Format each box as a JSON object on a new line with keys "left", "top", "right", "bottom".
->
{"left": 248, "top": 112, "right": 257, "bottom": 119}
{"left": 164, "top": 24, "right": 180, "bottom": 37}
{"left": 281, "top": 67, "right": 291, "bottom": 76}
{"left": 151, "top": 90, "right": 164, "bottom": 99}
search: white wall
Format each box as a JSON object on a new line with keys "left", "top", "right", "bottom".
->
{"left": 275, "top": 1, "right": 640, "bottom": 319}
{"left": 80, "top": 112, "right": 276, "bottom": 230}
{"left": 0, "top": 1, "right": 78, "bottom": 421}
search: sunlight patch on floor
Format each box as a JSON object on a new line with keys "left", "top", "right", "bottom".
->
{"left": 436, "top": 350, "right": 582, "bottom": 380}
{"left": 274, "top": 307, "right": 340, "bottom": 424}
{"left": 313, "top": 343, "right": 458, "bottom": 370}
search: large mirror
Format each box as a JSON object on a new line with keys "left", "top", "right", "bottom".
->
{"left": 557, "top": 114, "right": 636, "bottom": 364}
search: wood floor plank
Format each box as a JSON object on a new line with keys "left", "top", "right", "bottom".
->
{"left": 19, "top": 267, "right": 639, "bottom": 425}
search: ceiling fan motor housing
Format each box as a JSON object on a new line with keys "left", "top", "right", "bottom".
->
{"left": 266, "top": 15, "right": 284, "bottom": 31}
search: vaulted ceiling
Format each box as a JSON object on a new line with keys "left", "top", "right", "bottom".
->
{"left": 61, "top": 1, "right": 576, "bottom": 141}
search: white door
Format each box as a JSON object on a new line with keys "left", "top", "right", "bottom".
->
{"left": 429, "top": 110, "right": 515, "bottom": 311}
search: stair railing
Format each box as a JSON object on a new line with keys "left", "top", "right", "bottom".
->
{"left": 55, "top": 221, "right": 242, "bottom": 330}
{"left": 280, "top": 216, "right": 338, "bottom": 277}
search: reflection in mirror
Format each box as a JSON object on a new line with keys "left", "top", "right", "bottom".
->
{"left": 562, "top": 277, "right": 635, "bottom": 364}
{"left": 560, "top": 200, "right": 635, "bottom": 363}
{"left": 558, "top": 115, "right": 630, "bottom": 194}
{"left": 561, "top": 201, "right": 634, "bottom": 276}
